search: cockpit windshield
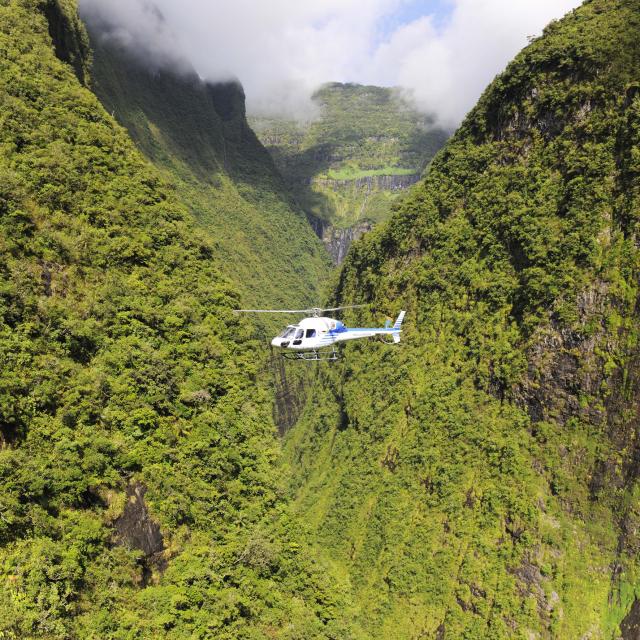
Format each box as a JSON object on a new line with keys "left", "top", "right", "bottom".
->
{"left": 280, "top": 326, "right": 296, "bottom": 339}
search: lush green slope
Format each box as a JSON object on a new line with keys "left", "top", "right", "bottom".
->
{"left": 250, "top": 84, "right": 449, "bottom": 263}
{"left": 0, "top": 2, "right": 345, "bottom": 638}
{"left": 286, "top": 1, "right": 640, "bottom": 637}
{"left": 85, "top": 18, "right": 330, "bottom": 314}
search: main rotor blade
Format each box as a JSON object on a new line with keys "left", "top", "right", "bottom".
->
{"left": 233, "top": 309, "right": 312, "bottom": 314}
{"left": 321, "top": 304, "right": 368, "bottom": 312}
{"left": 234, "top": 304, "right": 368, "bottom": 315}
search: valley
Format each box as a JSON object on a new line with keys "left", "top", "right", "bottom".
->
{"left": 86, "top": 13, "right": 330, "bottom": 314}
{"left": 1, "top": 0, "right": 640, "bottom": 638}
{"left": 250, "top": 83, "right": 449, "bottom": 263}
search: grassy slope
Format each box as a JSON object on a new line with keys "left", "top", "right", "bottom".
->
{"left": 0, "top": 2, "right": 346, "bottom": 638}
{"left": 285, "top": 1, "right": 640, "bottom": 638}
{"left": 87, "top": 30, "right": 331, "bottom": 315}
{"left": 250, "top": 83, "right": 450, "bottom": 230}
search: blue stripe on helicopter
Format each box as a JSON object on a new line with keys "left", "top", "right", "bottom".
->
{"left": 323, "top": 330, "right": 399, "bottom": 340}
{"left": 343, "top": 328, "right": 398, "bottom": 332}
{"left": 324, "top": 327, "right": 400, "bottom": 337}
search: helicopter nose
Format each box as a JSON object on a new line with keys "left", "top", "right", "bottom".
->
{"left": 271, "top": 337, "right": 282, "bottom": 347}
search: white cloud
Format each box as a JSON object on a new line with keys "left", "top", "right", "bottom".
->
{"left": 79, "top": 0, "right": 583, "bottom": 126}
{"left": 369, "top": 0, "right": 583, "bottom": 127}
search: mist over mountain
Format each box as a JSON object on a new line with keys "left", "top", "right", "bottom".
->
{"left": 78, "top": 0, "right": 193, "bottom": 76}
{"left": 78, "top": 0, "right": 581, "bottom": 126}
{"left": 85, "top": 16, "right": 329, "bottom": 314}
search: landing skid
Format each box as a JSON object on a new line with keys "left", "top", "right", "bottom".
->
{"left": 282, "top": 348, "right": 340, "bottom": 362}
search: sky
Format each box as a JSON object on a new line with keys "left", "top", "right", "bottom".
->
{"left": 79, "top": 0, "right": 583, "bottom": 128}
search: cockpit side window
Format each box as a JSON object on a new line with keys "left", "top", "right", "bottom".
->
{"left": 295, "top": 329, "right": 304, "bottom": 339}
{"left": 305, "top": 329, "right": 316, "bottom": 338}
{"left": 280, "top": 326, "right": 295, "bottom": 339}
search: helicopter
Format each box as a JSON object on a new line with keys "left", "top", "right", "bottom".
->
{"left": 233, "top": 305, "right": 406, "bottom": 361}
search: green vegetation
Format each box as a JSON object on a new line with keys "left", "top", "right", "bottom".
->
{"left": 87, "top": 26, "right": 330, "bottom": 315}
{"left": 285, "top": 0, "right": 640, "bottom": 637}
{"left": 4, "top": 0, "right": 640, "bottom": 637}
{"left": 0, "top": 1, "right": 344, "bottom": 637}
{"left": 250, "top": 83, "right": 449, "bottom": 261}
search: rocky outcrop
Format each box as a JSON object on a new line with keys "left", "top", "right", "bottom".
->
{"left": 309, "top": 217, "right": 372, "bottom": 264}
{"left": 314, "top": 173, "right": 421, "bottom": 192}
{"left": 271, "top": 351, "right": 309, "bottom": 436}
{"left": 621, "top": 598, "right": 640, "bottom": 639}
{"left": 207, "top": 80, "right": 246, "bottom": 122}
{"left": 114, "top": 482, "right": 166, "bottom": 582}
{"left": 43, "top": 0, "right": 91, "bottom": 85}
{"left": 514, "top": 282, "right": 612, "bottom": 426}
{"left": 115, "top": 482, "right": 164, "bottom": 556}
{"left": 323, "top": 222, "right": 373, "bottom": 264}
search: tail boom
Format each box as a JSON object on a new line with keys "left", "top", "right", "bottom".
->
{"left": 333, "top": 310, "right": 406, "bottom": 344}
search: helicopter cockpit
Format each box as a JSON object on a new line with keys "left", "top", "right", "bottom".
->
{"left": 277, "top": 325, "right": 304, "bottom": 346}
{"left": 275, "top": 322, "right": 322, "bottom": 347}
{"left": 279, "top": 326, "right": 297, "bottom": 340}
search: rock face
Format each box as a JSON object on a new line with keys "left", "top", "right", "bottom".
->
{"left": 514, "top": 282, "right": 612, "bottom": 425}
{"left": 43, "top": 0, "right": 91, "bottom": 85}
{"left": 309, "top": 218, "right": 373, "bottom": 265}
{"left": 314, "top": 173, "right": 421, "bottom": 192}
{"left": 324, "top": 223, "right": 373, "bottom": 265}
{"left": 115, "top": 483, "right": 164, "bottom": 558}
{"left": 271, "top": 351, "right": 310, "bottom": 435}
{"left": 622, "top": 598, "right": 640, "bottom": 639}
{"left": 114, "top": 483, "right": 167, "bottom": 583}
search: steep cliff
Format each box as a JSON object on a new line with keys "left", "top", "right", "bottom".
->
{"left": 84, "top": 15, "right": 330, "bottom": 312}
{"left": 286, "top": 1, "right": 640, "bottom": 637}
{"left": 42, "top": 0, "right": 91, "bottom": 85}
{"left": 250, "top": 83, "right": 449, "bottom": 263}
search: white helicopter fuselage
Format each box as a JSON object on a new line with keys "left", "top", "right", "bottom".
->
{"left": 271, "top": 312, "right": 405, "bottom": 351}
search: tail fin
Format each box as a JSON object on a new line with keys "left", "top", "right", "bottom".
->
{"left": 392, "top": 310, "right": 406, "bottom": 330}
{"left": 392, "top": 310, "right": 405, "bottom": 343}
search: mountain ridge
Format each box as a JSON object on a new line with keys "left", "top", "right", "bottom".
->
{"left": 85, "top": 16, "right": 331, "bottom": 314}
{"left": 0, "top": 2, "right": 346, "bottom": 637}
